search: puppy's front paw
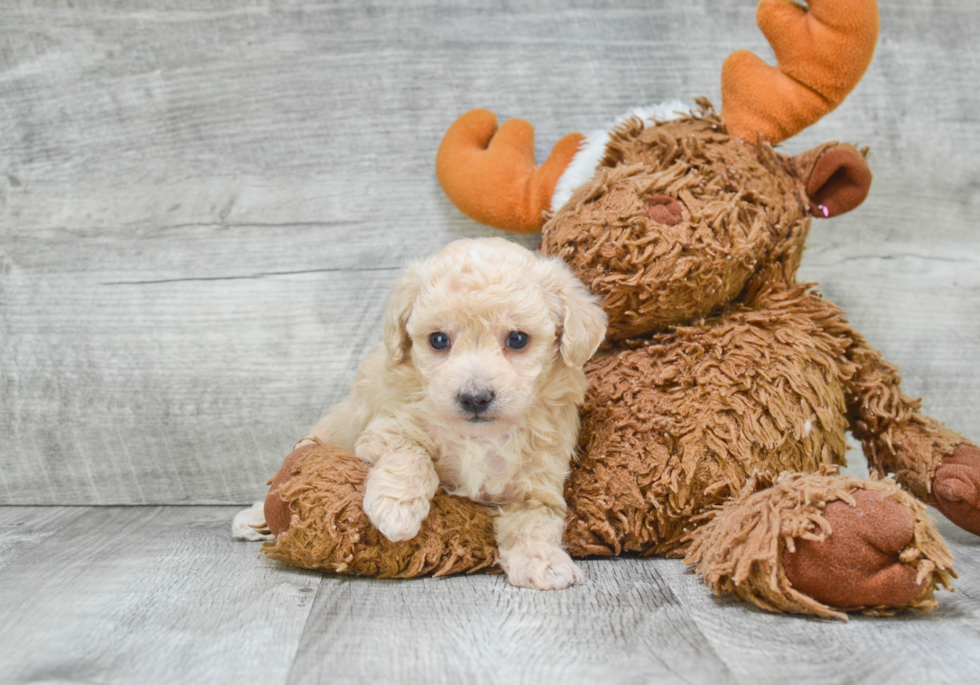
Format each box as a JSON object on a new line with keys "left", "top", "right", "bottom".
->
{"left": 499, "top": 545, "right": 583, "bottom": 590}
{"left": 363, "top": 483, "right": 430, "bottom": 542}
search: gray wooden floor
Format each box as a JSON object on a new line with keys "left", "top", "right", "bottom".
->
{"left": 4, "top": 0, "right": 980, "bottom": 682}
{"left": 1, "top": 501, "right": 979, "bottom": 684}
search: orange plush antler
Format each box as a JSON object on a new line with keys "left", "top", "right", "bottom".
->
{"left": 721, "top": 0, "right": 879, "bottom": 144}
{"left": 436, "top": 110, "right": 584, "bottom": 233}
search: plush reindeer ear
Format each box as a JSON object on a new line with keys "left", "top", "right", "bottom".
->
{"left": 544, "top": 260, "right": 607, "bottom": 368}
{"left": 803, "top": 143, "right": 872, "bottom": 218}
{"left": 436, "top": 109, "right": 584, "bottom": 233}
{"left": 382, "top": 265, "right": 421, "bottom": 365}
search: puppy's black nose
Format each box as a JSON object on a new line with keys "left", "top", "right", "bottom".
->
{"left": 458, "top": 389, "right": 495, "bottom": 415}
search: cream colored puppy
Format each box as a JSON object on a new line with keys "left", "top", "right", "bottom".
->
{"left": 243, "top": 238, "right": 606, "bottom": 590}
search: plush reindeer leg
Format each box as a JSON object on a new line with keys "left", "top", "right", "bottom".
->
{"left": 685, "top": 469, "right": 954, "bottom": 620}
{"left": 262, "top": 442, "right": 498, "bottom": 578}
{"left": 838, "top": 329, "right": 980, "bottom": 534}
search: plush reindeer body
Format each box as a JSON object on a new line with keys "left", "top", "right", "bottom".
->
{"left": 540, "top": 105, "right": 968, "bottom": 616}
{"left": 261, "top": 0, "right": 980, "bottom": 619}
{"left": 548, "top": 108, "right": 852, "bottom": 556}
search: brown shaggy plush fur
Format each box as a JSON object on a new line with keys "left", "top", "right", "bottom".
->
{"left": 563, "top": 288, "right": 853, "bottom": 558}
{"left": 543, "top": 103, "right": 809, "bottom": 340}
{"left": 263, "top": 443, "right": 498, "bottom": 578}
{"left": 263, "top": 103, "right": 974, "bottom": 617}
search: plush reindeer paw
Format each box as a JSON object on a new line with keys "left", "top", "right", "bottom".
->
{"left": 932, "top": 445, "right": 980, "bottom": 535}
{"left": 783, "top": 490, "right": 926, "bottom": 608}
{"left": 686, "top": 470, "right": 954, "bottom": 619}
{"left": 263, "top": 441, "right": 320, "bottom": 537}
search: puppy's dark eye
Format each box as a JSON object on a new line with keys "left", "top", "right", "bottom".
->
{"left": 429, "top": 332, "right": 450, "bottom": 350}
{"left": 506, "top": 331, "right": 529, "bottom": 350}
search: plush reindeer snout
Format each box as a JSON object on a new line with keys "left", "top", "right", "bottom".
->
{"left": 645, "top": 195, "right": 684, "bottom": 226}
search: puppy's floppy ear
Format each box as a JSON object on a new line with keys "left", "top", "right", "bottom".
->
{"left": 545, "top": 259, "right": 607, "bottom": 368}
{"left": 382, "top": 264, "right": 421, "bottom": 365}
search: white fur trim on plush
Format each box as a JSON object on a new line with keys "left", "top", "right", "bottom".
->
{"left": 550, "top": 100, "right": 691, "bottom": 214}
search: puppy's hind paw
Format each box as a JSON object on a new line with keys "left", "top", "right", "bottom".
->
{"left": 500, "top": 545, "right": 584, "bottom": 590}
{"left": 232, "top": 501, "right": 274, "bottom": 541}
{"left": 363, "top": 488, "right": 430, "bottom": 542}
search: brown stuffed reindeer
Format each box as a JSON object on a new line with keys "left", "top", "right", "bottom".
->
{"left": 259, "top": 0, "right": 980, "bottom": 619}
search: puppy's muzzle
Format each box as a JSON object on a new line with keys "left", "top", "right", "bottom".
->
{"left": 457, "top": 388, "right": 496, "bottom": 420}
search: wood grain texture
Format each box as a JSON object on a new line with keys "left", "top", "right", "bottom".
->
{"left": 1, "top": 0, "right": 979, "bottom": 503}
{"left": 3, "top": 505, "right": 978, "bottom": 685}
{"left": 0, "top": 505, "right": 978, "bottom": 683}
{"left": 286, "top": 518, "right": 980, "bottom": 685}
{"left": 0, "top": 506, "right": 321, "bottom": 685}
{"left": 290, "top": 559, "right": 735, "bottom": 685}
{"left": 673, "top": 513, "right": 980, "bottom": 685}
{"left": 0, "top": 506, "right": 88, "bottom": 570}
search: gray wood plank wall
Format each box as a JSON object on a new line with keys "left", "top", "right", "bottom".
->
{"left": 2, "top": 0, "right": 979, "bottom": 504}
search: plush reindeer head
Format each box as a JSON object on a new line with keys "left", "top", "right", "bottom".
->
{"left": 437, "top": 0, "right": 879, "bottom": 339}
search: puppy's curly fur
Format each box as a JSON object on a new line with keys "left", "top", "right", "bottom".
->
{"left": 244, "top": 238, "right": 606, "bottom": 590}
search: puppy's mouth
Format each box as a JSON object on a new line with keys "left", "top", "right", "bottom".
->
{"left": 465, "top": 414, "right": 496, "bottom": 424}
